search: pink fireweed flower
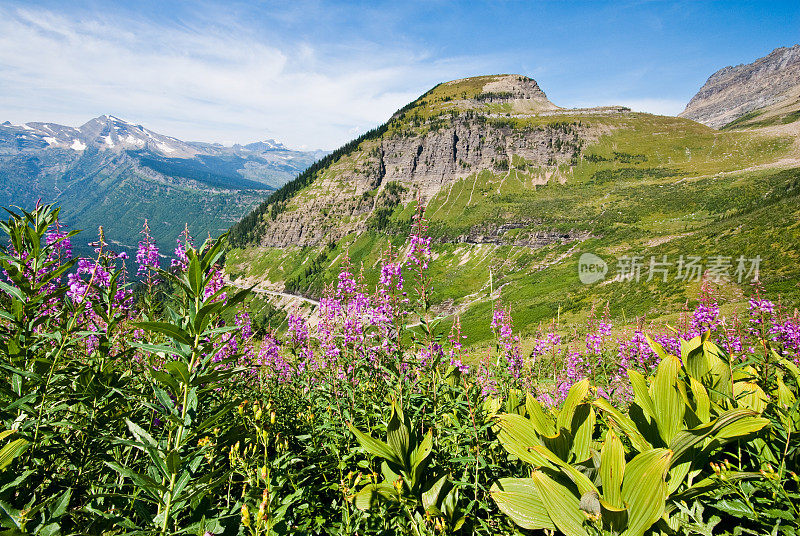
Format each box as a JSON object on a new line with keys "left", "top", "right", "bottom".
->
{"left": 136, "top": 220, "right": 160, "bottom": 288}
{"left": 491, "top": 302, "right": 523, "bottom": 378}
{"left": 203, "top": 264, "right": 226, "bottom": 302}
{"left": 379, "top": 262, "right": 403, "bottom": 292}
{"left": 406, "top": 205, "right": 432, "bottom": 270}
{"left": 287, "top": 313, "right": 309, "bottom": 346}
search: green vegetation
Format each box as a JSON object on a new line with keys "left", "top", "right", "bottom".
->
{"left": 4, "top": 204, "right": 799, "bottom": 535}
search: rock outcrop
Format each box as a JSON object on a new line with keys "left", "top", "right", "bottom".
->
{"left": 679, "top": 45, "right": 800, "bottom": 128}
{"left": 257, "top": 116, "right": 586, "bottom": 248}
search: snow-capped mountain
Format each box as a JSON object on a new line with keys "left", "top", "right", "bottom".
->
{"left": 0, "top": 115, "right": 327, "bottom": 255}
{"left": 0, "top": 115, "right": 326, "bottom": 162}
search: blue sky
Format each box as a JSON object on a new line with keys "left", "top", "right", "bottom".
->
{"left": 1, "top": 0, "right": 797, "bottom": 149}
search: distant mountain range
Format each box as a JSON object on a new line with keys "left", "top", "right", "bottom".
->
{"left": 0, "top": 115, "right": 327, "bottom": 254}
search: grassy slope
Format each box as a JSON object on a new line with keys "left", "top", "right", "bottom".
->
{"left": 227, "top": 82, "right": 800, "bottom": 346}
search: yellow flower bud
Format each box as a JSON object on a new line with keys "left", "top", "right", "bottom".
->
{"left": 270, "top": 411, "right": 276, "bottom": 424}
{"left": 241, "top": 504, "right": 251, "bottom": 528}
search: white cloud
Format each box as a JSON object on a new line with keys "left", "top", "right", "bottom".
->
{"left": 615, "top": 98, "right": 687, "bottom": 116}
{"left": 0, "top": 6, "right": 489, "bottom": 149}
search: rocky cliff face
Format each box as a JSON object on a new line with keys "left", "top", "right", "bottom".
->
{"left": 679, "top": 45, "right": 800, "bottom": 128}
{"left": 258, "top": 117, "right": 589, "bottom": 247}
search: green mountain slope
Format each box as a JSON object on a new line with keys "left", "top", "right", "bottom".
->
{"left": 228, "top": 74, "right": 800, "bottom": 343}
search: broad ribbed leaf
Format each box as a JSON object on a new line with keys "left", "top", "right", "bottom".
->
{"left": 496, "top": 414, "right": 549, "bottom": 466}
{"left": 530, "top": 471, "right": 589, "bottom": 536}
{"left": 529, "top": 445, "right": 597, "bottom": 496}
{"left": 410, "top": 429, "right": 432, "bottom": 488}
{"left": 571, "top": 405, "right": 595, "bottom": 463}
{"left": 411, "top": 429, "right": 432, "bottom": 472}
{"left": 490, "top": 478, "right": 555, "bottom": 530}
{"left": 386, "top": 402, "right": 410, "bottom": 468}
{"left": 592, "top": 398, "right": 652, "bottom": 453}
{"left": 557, "top": 379, "right": 590, "bottom": 432}
{"left": 669, "top": 408, "right": 767, "bottom": 462}
{"left": 671, "top": 471, "right": 761, "bottom": 503}
{"left": 705, "top": 342, "right": 733, "bottom": 401}
{"left": 353, "top": 482, "right": 397, "bottom": 511}
{"left": 688, "top": 377, "right": 711, "bottom": 423}
{"left": 652, "top": 355, "right": 684, "bottom": 445}
{"left": 682, "top": 335, "right": 707, "bottom": 380}
{"left": 733, "top": 382, "right": 769, "bottom": 413}
{"left": 628, "top": 370, "right": 656, "bottom": 422}
{"left": 347, "top": 423, "right": 401, "bottom": 466}
{"left": 600, "top": 430, "right": 625, "bottom": 508}
{"left": 422, "top": 475, "right": 451, "bottom": 513}
{"left": 542, "top": 429, "right": 572, "bottom": 461}
{"left": 526, "top": 394, "right": 556, "bottom": 436}
{"left": 621, "top": 448, "right": 672, "bottom": 536}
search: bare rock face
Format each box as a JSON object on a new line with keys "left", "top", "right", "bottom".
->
{"left": 258, "top": 117, "right": 586, "bottom": 248}
{"left": 679, "top": 45, "right": 800, "bottom": 128}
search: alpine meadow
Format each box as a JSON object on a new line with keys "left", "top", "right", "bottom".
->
{"left": 1, "top": 4, "right": 800, "bottom": 536}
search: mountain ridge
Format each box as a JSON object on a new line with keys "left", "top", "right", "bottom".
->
{"left": 226, "top": 71, "right": 800, "bottom": 343}
{"left": 679, "top": 45, "right": 800, "bottom": 128}
{"left": 0, "top": 115, "right": 327, "bottom": 253}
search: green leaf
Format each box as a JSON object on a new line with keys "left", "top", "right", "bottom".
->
{"left": 628, "top": 369, "right": 656, "bottom": 422}
{"left": 164, "top": 361, "right": 191, "bottom": 385}
{"left": 410, "top": 429, "right": 432, "bottom": 486}
{"left": 496, "top": 413, "right": 549, "bottom": 466}
{"left": 652, "top": 355, "right": 685, "bottom": 445}
{"left": 570, "top": 405, "right": 595, "bottom": 463}
{"left": 621, "top": 448, "right": 672, "bottom": 536}
{"left": 530, "top": 471, "right": 589, "bottom": 536}
{"left": 529, "top": 445, "right": 598, "bottom": 496}
{"left": 352, "top": 482, "right": 397, "bottom": 511}
{"left": 125, "top": 419, "right": 158, "bottom": 450}
{"left": 557, "top": 378, "right": 590, "bottom": 432}
{"left": 688, "top": 377, "right": 711, "bottom": 423}
{"left": 104, "top": 461, "right": 165, "bottom": 503}
{"left": 133, "top": 322, "right": 193, "bottom": 346}
{"left": 645, "top": 334, "right": 669, "bottom": 360}
{"left": 347, "top": 423, "right": 401, "bottom": 466}
{"left": 592, "top": 398, "right": 652, "bottom": 453}
{"left": 0, "top": 437, "right": 29, "bottom": 471}
{"left": 490, "top": 477, "right": 556, "bottom": 531}
{"left": 422, "top": 475, "right": 451, "bottom": 513}
{"left": 669, "top": 408, "right": 768, "bottom": 462}
{"left": 188, "top": 255, "right": 202, "bottom": 296}
{"left": 166, "top": 450, "right": 182, "bottom": 474}
{"left": 386, "top": 401, "right": 410, "bottom": 469}
{"left": 49, "top": 489, "right": 72, "bottom": 518}
{"left": 526, "top": 393, "right": 556, "bottom": 436}
{"left": 600, "top": 429, "right": 625, "bottom": 508}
